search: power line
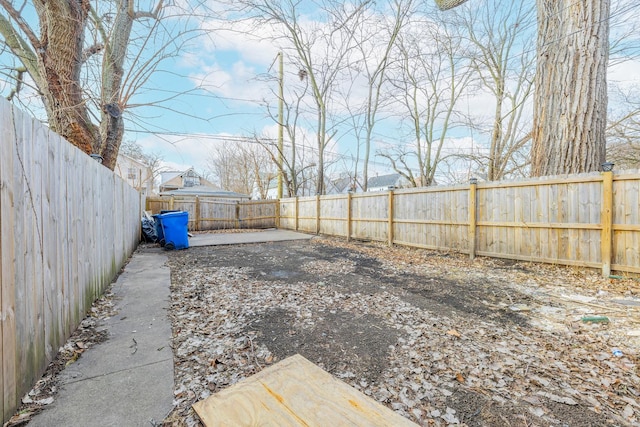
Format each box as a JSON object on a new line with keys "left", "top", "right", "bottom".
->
{"left": 125, "top": 128, "right": 394, "bottom": 169}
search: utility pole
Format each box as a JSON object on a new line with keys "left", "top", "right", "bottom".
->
{"left": 277, "top": 51, "right": 284, "bottom": 199}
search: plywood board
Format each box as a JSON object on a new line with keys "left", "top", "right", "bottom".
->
{"left": 193, "top": 354, "right": 417, "bottom": 427}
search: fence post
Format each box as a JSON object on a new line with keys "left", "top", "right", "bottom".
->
{"left": 469, "top": 179, "right": 478, "bottom": 260}
{"left": 346, "top": 192, "right": 352, "bottom": 242}
{"left": 295, "top": 197, "right": 299, "bottom": 231}
{"left": 235, "top": 203, "right": 240, "bottom": 229}
{"left": 169, "top": 196, "right": 174, "bottom": 211}
{"left": 275, "top": 200, "right": 281, "bottom": 229}
{"left": 388, "top": 189, "right": 394, "bottom": 246}
{"left": 195, "top": 196, "right": 201, "bottom": 232}
{"left": 601, "top": 170, "right": 614, "bottom": 277}
{"left": 316, "top": 194, "right": 321, "bottom": 235}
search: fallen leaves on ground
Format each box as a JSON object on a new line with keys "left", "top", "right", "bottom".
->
{"left": 164, "top": 236, "right": 639, "bottom": 427}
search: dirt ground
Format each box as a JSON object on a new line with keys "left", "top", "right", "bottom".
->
{"left": 165, "top": 235, "right": 640, "bottom": 427}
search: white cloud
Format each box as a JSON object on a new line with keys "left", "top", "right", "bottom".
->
{"left": 137, "top": 132, "right": 239, "bottom": 172}
{"left": 609, "top": 59, "right": 640, "bottom": 87}
{"left": 190, "top": 61, "right": 271, "bottom": 101}
{"left": 199, "top": 18, "right": 280, "bottom": 66}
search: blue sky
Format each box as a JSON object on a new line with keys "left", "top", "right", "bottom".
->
{"left": 128, "top": 0, "right": 640, "bottom": 183}
{"left": 129, "top": 2, "right": 486, "bottom": 179}
{"left": 2, "top": 0, "right": 640, "bottom": 183}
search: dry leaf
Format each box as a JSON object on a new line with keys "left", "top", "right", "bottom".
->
{"left": 523, "top": 395, "right": 542, "bottom": 406}
{"left": 447, "top": 329, "right": 461, "bottom": 338}
{"left": 455, "top": 373, "right": 465, "bottom": 383}
{"left": 538, "top": 392, "right": 578, "bottom": 406}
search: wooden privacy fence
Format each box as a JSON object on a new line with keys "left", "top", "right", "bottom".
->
{"left": 146, "top": 196, "right": 278, "bottom": 231}
{"left": 0, "top": 101, "right": 141, "bottom": 423}
{"left": 279, "top": 170, "right": 640, "bottom": 276}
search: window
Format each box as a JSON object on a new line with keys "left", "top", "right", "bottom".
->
{"left": 127, "top": 167, "right": 138, "bottom": 180}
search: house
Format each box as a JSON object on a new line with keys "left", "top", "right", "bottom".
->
{"left": 159, "top": 168, "right": 251, "bottom": 201}
{"left": 366, "top": 173, "right": 409, "bottom": 192}
{"left": 114, "top": 153, "right": 154, "bottom": 196}
{"left": 159, "top": 168, "right": 217, "bottom": 193}
{"left": 326, "top": 176, "right": 354, "bottom": 195}
{"left": 160, "top": 186, "right": 251, "bottom": 201}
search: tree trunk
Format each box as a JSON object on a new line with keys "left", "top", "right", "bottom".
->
{"left": 98, "top": 0, "right": 134, "bottom": 169}
{"left": 531, "top": 0, "right": 609, "bottom": 176}
{"left": 488, "top": 80, "right": 504, "bottom": 181}
{"left": 33, "top": 0, "right": 99, "bottom": 156}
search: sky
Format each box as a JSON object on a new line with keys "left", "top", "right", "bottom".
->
{"left": 1, "top": 0, "right": 640, "bottom": 185}
{"left": 129, "top": 0, "right": 640, "bottom": 182}
{"left": 127, "top": 0, "right": 514, "bottom": 179}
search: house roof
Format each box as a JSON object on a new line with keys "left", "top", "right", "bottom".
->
{"left": 367, "top": 173, "right": 401, "bottom": 189}
{"left": 327, "top": 176, "right": 352, "bottom": 194}
{"left": 116, "top": 153, "right": 149, "bottom": 169}
{"left": 160, "top": 186, "right": 250, "bottom": 199}
{"left": 160, "top": 167, "right": 219, "bottom": 190}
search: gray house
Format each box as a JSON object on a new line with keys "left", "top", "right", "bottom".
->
{"left": 366, "top": 173, "right": 409, "bottom": 192}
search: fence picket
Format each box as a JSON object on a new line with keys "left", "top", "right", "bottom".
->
{"left": 0, "top": 100, "right": 140, "bottom": 424}
{"left": 276, "top": 173, "right": 639, "bottom": 275}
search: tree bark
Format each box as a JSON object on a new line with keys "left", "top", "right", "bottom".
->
{"left": 33, "top": 0, "right": 98, "bottom": 156}
{"left": 531, "top": 0, "right": 609, "bottom": 176}
{"left": 98, "top": 0, "right": 134, "bottom": 169}
{"left": 1, "top": 0, "right": 165, "bottom": 170}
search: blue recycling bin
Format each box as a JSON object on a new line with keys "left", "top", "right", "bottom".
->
{"left": 152, "top": 214, "right": 165, "bottom": 245}
{"left": 157, "top": 211, "right": 189, "bottom": 250}
{"left": 154, "top": 210, "right": 179, "bottom": 246}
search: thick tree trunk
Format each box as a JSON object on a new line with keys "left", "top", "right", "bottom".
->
{"left": 1, "top": 0, "right": 144, "bottom": 170}
{"left": 34, "top": 0, "right": 99, "bottom": 157}
{"left": 531, "top": 0, "right": 609, "bottom": 176}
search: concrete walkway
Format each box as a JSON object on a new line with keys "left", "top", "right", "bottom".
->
{"left": 29, "top": 248, "right": 174, "bottom": 427}
{"left": 189, "top": 229, "right": 314, "bottom": 247}
{"left": 28, "top": 230, "right": 313, "bottom": 426}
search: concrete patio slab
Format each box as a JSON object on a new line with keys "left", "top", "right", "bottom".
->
{"left": 188, "top": 229, "right": 314, "bottom": 247}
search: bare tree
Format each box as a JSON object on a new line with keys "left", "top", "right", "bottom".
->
{"left": 463, "top": 0, "right": 535, "bottom": 180}
{"left": 607, "top": 84, "right": 640, "bottom": 169}
{"left": 233, "top": 0, "right": 372, "bottom": 194}
{"left": 262, "top": 60, "right": 312, "bottom": 197}
{"left": 207, "top": 142, "right": 276, "bottom": 197}
{"left": 347, "top": 0, "right": 414, "bottom": 191}
{"left": 434, "top": 0, "right": 611, "bottom": 177}
{"left": 380, "top": 15, "right": 474, "bottom": 187}
{"left": 0, "top": 1, "right": 203, "bottom": 169}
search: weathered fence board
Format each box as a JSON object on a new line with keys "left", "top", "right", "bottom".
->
{"left": 1, "top": 101, "right": 140, "bottom": 423}
{"left": 318, "top": 196, "right": 347, "bottom": 237}
{"left": 278, "top": 170, "right": 639, "bottom": 275}
{"left": 292, "top": 196, "right": 316, "bottom": 234}
{"left": 239, "top": 201, "right": 278, "bottom": 229}
{"left": 1, "top": 100, "right": 17, "bottom": 421}
{"left": 612, "top": 174, "right": 640, "bottom": 273}
{"left": 145, "top": 197, "right": 278, "bottom": 231}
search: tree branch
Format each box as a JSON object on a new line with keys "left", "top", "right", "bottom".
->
{"left": 82, "top": 43, "right": 104, "bottom": 62}
{"left": 0, "top": 13, "right": 42, "bottom": 84}
{"left": 134, "top": 0, "right": 163, "bottom": 20}
{"left": 0, "top": 0, "right": 41, "bottom": 49}
{"left": 6, "top": 65, "right": 26, "bottom": 100}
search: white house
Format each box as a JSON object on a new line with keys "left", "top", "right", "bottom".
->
{"left": 366, "top": 173, "right": 410, "bottom": 192}
{"left": 114, "top": 153, "right": 154, "bottom": 196}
